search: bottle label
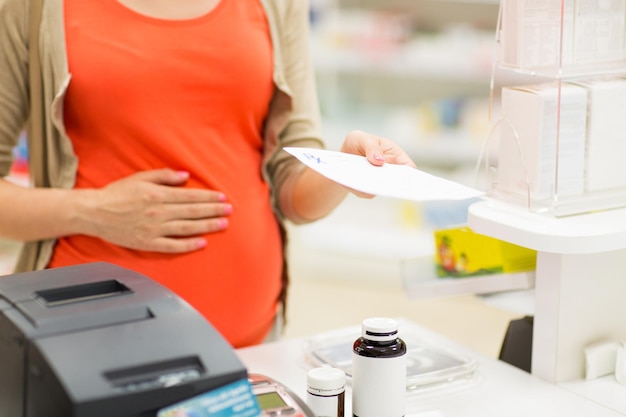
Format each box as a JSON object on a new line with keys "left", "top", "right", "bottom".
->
{"left": 307, "top": 391, "right": 345, "bottom": 417}
{"left": 351, "top": 354, "right": 406, "bottom": 417}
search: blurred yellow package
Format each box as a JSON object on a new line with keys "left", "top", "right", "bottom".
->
{"left": 434, "top": 226, "right": 536, "bottom": 278}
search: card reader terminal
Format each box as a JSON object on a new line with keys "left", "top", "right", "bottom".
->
{"left": 248, "top": 374, "right": 314, "bottom": 417}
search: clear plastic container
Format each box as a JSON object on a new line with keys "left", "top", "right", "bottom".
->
{"left": 302, "top": 323, "right": 480, "bottom": 398}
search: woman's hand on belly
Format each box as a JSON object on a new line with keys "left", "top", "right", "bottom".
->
{"left": 78, "top": 168, "right": 231, "bottom": 253}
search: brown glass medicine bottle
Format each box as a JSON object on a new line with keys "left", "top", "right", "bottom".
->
{"left": 351, "top": 317, "right": 406, "bottom": 417}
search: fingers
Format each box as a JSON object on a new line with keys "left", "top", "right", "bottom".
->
{"left": 160, "top": 217, "right": 229, "bottom": 238}
{"left": 131, "top": 168, "right": 192, "bottom": 186}
{"left": 141, "top": 197, "right": 233, "bottom": 251}
{"left": 159, "top": 202, "right": 233, "bottom": 221}
{"left": 127, "top": 169, "right": 226, "bottom": 204}
{"left": 144, "top": 236, "right": 208, "bottom": 254}
{"left": 151, "top": 202, "right": 232, "bottom": 235}
{"left": 116, "top": 214, "right": 229, "bottom": 253}
{"left": 342, "top": 130, "right": 417, "bottom": 169}
{"left": 95, "top": 169, "right": 233, "bottom": 253}
{"left": 138, "top": 217, "right": 230, "bottom": 253}
{"left": 156, "top": 186, "right": 226, "bottom": 204}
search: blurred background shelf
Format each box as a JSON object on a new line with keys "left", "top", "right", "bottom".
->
{"left": 310, "top": 0, "right": 499, "bottom": 178}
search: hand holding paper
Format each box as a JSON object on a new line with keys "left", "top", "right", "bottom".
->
{"left": 285, "top": 147, "right": 484, "bottom": 202}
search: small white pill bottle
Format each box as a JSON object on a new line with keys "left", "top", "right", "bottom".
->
{"left": 351, "top": 317, "right": 407, "bottom": 417}
{"left": 306, "top": 366, "right": 346, "bottom": 417}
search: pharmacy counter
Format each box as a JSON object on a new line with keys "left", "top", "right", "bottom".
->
{"left": 236, "top": 319, "right": 623, "bottom": 417}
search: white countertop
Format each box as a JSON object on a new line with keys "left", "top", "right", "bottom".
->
{"left": 237, "top": 319, "right": 624, "bottom": 417}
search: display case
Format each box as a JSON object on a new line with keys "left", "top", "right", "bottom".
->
{"left": 478, "top": 0, "right": 626, "bottom": 217}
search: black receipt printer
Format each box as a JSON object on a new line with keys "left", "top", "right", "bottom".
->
{"left": 0, "top": 262, "right": 248, "bottom": 417}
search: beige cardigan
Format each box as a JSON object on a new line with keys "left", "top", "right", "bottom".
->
{"left": 0, "top": 0, "right": 325, "bottom": 272}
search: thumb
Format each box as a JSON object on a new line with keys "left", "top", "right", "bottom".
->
{"left": 342, "top": 130, "right": 386, "bottom": 166}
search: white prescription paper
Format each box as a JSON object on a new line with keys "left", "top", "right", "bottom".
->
{"left": 285, "top": 147, "right": 484, "bottom": 202}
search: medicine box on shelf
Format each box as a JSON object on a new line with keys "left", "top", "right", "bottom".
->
{"left": 496, "top": 82, "right": 588, "bottom": 202}
{"left": 433, "top": 226, "right": 536, "bottom": 278}
{"left": 488, "top": 77, "right": 626, "bottom": 216}
{"left": 483, "top": 0, "right": 626, "bottom": 217}
{"left": 499, "top": 0, "right": 626, "bottom": 71}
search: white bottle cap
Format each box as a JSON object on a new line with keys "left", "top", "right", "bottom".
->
{"left": 307, "top": 367, "right": 345, "bottom": 395}
{"left": 361, "top": 317, "right": 399, "bottom": 342}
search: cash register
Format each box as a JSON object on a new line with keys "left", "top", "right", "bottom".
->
{"left": 0, "top": 262, "right": 252, "bottom": 417}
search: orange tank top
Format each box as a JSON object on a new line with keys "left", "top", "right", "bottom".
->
{"left": 50, "top": 0, "right": 282, "bottom": 348}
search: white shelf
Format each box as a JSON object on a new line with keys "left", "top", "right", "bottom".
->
{"left": 335, "top": 0, "right": 500, "bottom": 28}
{"left": 313, "top": 51, "right": 492, "bottom": 83}
{"left": 468, "top": 199, "right": 626, "bottom": 254}
{"left": 311, "top": 0, "right": 497, "bottom": 107}
{"left": 468, "top": 198, "right": 626, "bottom": 390}
{"left": 338, "top": 0, "right": 500, "bottom": 6}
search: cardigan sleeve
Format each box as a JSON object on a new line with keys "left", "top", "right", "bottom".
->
{"left": 0, "top": 0, "right": 30, "bottom": 177}
{"left": 261, "top": 0, "right": 326, "bottom": 224}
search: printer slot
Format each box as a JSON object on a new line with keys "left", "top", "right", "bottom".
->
{"left": 35, "top": 280, "right": 132, "bottom": 307}
{"left": 104, "top": 356, "right": 206, "bottom": 391}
